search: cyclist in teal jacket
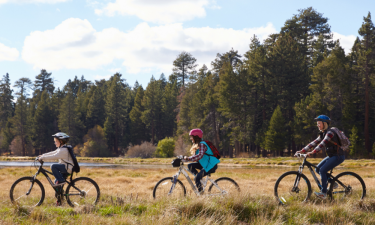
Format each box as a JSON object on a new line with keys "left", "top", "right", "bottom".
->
{"left": 184, "top": 129, "right": 220, "bottom": 192}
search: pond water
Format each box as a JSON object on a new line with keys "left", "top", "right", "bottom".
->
{"left": 0, "top": 161, "right": 352, "bottom": 171}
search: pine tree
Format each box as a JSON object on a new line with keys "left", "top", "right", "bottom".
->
{"left": 358, "top": 12, "right": 375, "bottom": 154}
{"left": 34, "top": 69, "right": 54, "bottom": 95}
{"left": 104, "top": 73, "right": 128, "bottom": 155}
{"left": 86, "top": 86, "right": 106, "bottom": 130}
{"left": 211, "top": 49, "right": 242, "bottom": 76}
{"left": 172, "top": 51, "right": 198, "bottom": 87}
{"left": 12, "top": 78, "right": 32, "bottom": 156}
{"left": 218, "top": 61, "right": 253, "bottom": 148}
{"left": 0, "top": 73, "right": 14, "bottom": 128}
{"left": 349, "top": 125, "right": 362, "bottom": 157}
{"left": 31, "top": 91, "right": 54, "bottom": 155}
{"left": 141, "top": 76, "right": 162, "bottom": 143}
{"left": 281, "top": 7, "right": 335, "bottom": 71}
{"left": 161, "top": 81, "right": 178, "bottom": 138}
{"left": 58, "top": 89, "right": 85, "bottom": 146}
{"left": 129, "top": 86, "right": 148, "bottom": 145}
{"left": 265, "top": 106, "right": 286, "bottom": 155}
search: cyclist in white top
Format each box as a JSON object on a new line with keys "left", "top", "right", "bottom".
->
{"left": 38, "top": 132, "right": 73, "bottom": 187}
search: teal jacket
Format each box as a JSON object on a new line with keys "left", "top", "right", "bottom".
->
{"left": 196, "top": 141, "right": 220, "bottom": 172}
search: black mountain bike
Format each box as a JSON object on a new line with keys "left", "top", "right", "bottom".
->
{"left": 274, "top": 154, "right": 366, "bottom": 205}
{"left": 10, "top": 159, "right": 100, "bottom": 207}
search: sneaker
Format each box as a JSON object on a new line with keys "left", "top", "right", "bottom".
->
{"left": 314, "top": 191, "right": 327, "bottom": 199}
{"left": 52, "top": 181, "right": 66, "bottom": 187}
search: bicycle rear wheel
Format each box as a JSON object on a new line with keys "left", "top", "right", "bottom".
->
{"left": 274, "top": 171, "right": 311, "bottom": 205}
{"left": 207, "top": 177, "right": 240, "bottom": 196}
{"left": 66, "top": 177, "right": 100, "bottom": 207}
{"left": 10, "top": 176, "right": 45, "bottom": 207}
{"left": 153, "top": 177, "right": 186, "bottom": 199}
{"left": 332, "top": 171, "right": 366, "bottom": 202}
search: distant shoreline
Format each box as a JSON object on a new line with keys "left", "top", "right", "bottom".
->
{"left": 0, "top": 156, "right": 373, "bottom": 168}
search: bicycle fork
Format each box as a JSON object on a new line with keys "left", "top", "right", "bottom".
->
{"left": 26, "top": 176, "right": 37, "bottom": 196}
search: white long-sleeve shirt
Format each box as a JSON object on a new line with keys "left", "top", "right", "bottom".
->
{"left": 39, "top": 146, "right": 73, "bottom": 174}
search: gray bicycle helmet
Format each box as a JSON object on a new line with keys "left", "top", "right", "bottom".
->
{"left": 52, "top": 132, "right": 70, "bottom": 142}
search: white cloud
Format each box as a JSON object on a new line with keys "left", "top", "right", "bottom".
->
{"left": 0, "top": 42, "right": 19, "bottom": 61}
{"left": 22, "top": 18, "right": 277, "bottom": 73}
{"left": 94, "top": 74, "right": 112, "bottom": 80}
{"left": 109, "top": 68, "right": 121, "bottom": 73}
{"left": 0, "top": 0, "right": 69, "bottom": 5}
{"left": 96, "top": 0, "right": 217, "bottom": 24}
{"left": 332, "top": 32, "right": 357, "bottom": 54}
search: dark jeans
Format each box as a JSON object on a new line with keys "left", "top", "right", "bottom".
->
{"left": 188, "top": 162, "right": 218, "bottom": 192}
{"left": 315, "top": 155, "right": 345, "bottom": 193}
{"left": 51, "top": 164, "right": 68, "bottom": 183}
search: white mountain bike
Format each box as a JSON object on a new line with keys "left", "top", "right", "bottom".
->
{"left": 153, "top": 156, "right": 240, "bottom": 199}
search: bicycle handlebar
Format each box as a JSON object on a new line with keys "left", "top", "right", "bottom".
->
{"left": 294, "top": 153, "right": 307, "bottom": 158}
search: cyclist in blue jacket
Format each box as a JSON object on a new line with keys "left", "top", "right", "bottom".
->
{"left": 183, "top": 128, "right": 220, "bottom": 193}
{"left": 295, "top": 115, "right": 345, "bottom": 199}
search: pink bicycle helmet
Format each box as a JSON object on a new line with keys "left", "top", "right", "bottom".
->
{"left": 189, "top": 129, "right": 203, "bottom": 138}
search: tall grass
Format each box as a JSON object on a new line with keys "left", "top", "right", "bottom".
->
{"left": 0, "top": 166, "right": 374, "bottom": 224}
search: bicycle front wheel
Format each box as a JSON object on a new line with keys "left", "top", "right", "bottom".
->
{"left": 10, "top": 176, "right": 45, "bottom": 207}
{"left": 153, "top": 177, "right": 186, "bottom": 199}
{"left": 207, "top": 177, "right": 240, "bottom": 196}
{"left": 274, "top": 171, "right": 311, "bottom": 205}
{"left": 333, "top": 171, "right": 366, "bottom": 202}
{"left": 66, "top": 177, "right": 100, "bottom": 207}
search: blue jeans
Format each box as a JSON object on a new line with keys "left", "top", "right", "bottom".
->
{"left": 51, "top": 164, "right": 68, "bottom": 183}
{"left": 188, "top": 162, "right": 217, "bottom": 192}
{"left": 315, "top": 155, "right": 345, "bottom": 193}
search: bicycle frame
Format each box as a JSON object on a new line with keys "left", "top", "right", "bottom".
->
{"left": 29, "top": 161, "right": 83, "bottom": 197}
{"left": 170, "top": 163, "right": 225, "bottom": 196}
{"left": 296, "top": 156, "right": 348, "bottom": 195}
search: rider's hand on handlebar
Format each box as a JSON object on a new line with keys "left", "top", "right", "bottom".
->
{"left": 306, "top": 152, "right": 313, "bottom": 158}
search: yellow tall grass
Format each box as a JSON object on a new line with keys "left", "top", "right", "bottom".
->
{"left": 0, "top": 164, "right": 375, "bottom": 224}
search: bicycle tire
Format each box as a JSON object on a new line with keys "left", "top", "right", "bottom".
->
{"left": 153, "top": 177, "right": 186, "bottom": 199}
{"left": 274, "top": 171, "right": 311, "bottom": 205}
{"left": 331, "top": 171, "right": 366, "bottom": 202}
{"left": 10, "top": 176, "right": 45, "bottom": 207}
{"left": 65, "top": 177, "right": 100, "bottom": 207}
{"left": 207, "top": 177, "right": 240, "bottom": 195}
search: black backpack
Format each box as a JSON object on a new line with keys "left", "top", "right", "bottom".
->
{"left": 65, "top": 145, "right": 80, "bottom": 174}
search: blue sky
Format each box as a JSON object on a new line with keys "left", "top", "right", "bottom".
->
{"left": 0, "top": 0, "right": 373, "bottom": 93}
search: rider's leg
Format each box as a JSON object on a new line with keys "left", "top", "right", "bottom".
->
{"left": 315, "top": 156, "right": 329, "bottom": 175}
{"left": 318, "top": 155, "right": 345, "bottom": 193}
{"left": 51, "top": 164, "right": 67, "bottom": 184}
{"left": 195, "top": 165, "right": 218, "bottom": 192}
{"left": 188, "top": 162, "right": 202, "bottom": 176}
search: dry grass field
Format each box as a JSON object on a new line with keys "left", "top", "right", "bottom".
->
{"left": 0, "top": 159, "right": 375, "bottom": 224}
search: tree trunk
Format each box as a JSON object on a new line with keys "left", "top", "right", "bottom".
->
{"left": 229, "top": 145, "right": 233, "bottom": 158}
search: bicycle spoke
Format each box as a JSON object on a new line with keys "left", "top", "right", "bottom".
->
{"left": 66, "top": 177, "right": 100, "bottom": 207}
{"left": 208, "top": 177, "right": 240, "bottom": 196}
{"left": 333, "top": 172, "right": 365, "bottom": 202}
{"left": 10, "top": 177, "right": 44, "bottom": 207}
{"left": 274, "top": 171, "right": 311, "bottom": 205}
{"left": 153, "top": 177, "right": 186, "bottom": 199}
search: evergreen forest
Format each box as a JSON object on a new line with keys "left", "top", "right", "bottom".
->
{"left": 2, "top": 8, "right": 375, "bottom": 158}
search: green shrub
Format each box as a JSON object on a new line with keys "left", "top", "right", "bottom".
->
{"left": 154, "top": 137, "right": 175, "bottom": 158}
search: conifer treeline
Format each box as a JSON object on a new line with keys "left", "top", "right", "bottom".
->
{"left": 1, "top": 8, "right": 375, "bottom": 157}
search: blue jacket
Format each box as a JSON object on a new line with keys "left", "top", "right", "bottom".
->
{"left": 196, "top": 141, "right": 220, "bottom": 172}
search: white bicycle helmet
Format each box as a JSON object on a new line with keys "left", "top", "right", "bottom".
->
{"left": 52, "top": 132, "right": 70, "bottom": 140}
